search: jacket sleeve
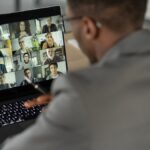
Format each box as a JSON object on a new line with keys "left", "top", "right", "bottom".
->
{"left": 42, "top": 25, "right": 47, "bottom": 33}
{"left": 1, "top": 76, "right": 88, "bottom": 150}
{"left": 53, "top": 24, "right": 58, "bottom": 32}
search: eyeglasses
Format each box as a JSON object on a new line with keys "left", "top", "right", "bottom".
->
{"left": 61, "top": 16, "right": 83, "bottom": 22}
{"left": 48, "top": 50, "right": 53, "bottom": 53}
{"left": 47, "top": 36, "right": 53, "bottom": 39}
{"left": 19, "top": 41, "right": 24, "bottom": 44}
{"left": 60, "top": 15, "right": 102, "bottom": 29}
{"left": 26, "top": 71, "right": 31, "bottom": 74}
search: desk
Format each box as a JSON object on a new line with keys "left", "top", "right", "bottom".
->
{"left": 64, "top": 33, "right": 90, "bottom": 71}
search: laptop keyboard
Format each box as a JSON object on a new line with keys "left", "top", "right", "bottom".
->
{"left": 0, "top": 97, "right": 45, "bottom": 127}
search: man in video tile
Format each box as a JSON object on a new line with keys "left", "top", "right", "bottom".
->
{"left": 22, "top": 53, "right": 32, "bottom": 69}
{"left": 20, "top": 68, "right": 34, "bottom": 86}
{"left": 16, "top": 37, "right": 32, "bottom": 55}
{"left": 46, "top": 62, "right": 63, "bottom": 80}
{"left": 44, "top": 48, "right": 61, "bottom": 65}
{"left": 42, "top": 17, "right": 58, "bottom": 33}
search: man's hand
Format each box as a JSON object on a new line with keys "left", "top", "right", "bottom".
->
{"left": 24, "top": 94, "right": 52, "bottom": 109}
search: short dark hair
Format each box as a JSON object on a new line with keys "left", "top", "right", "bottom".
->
{"left": 18, "top": 37, "right": 23, "bottom": 42}
{"left": 47, "top": 17, "right": 52, "bottom": 21}
{"left": 49, "top": 62, "right": 58, "bottom": 68}
{"left": 24, "top": 68, "right": 30, "bottom": 75}
{"left": 68, "top": 0, "right": 147, "bottom": 32}
{"left": 23, "top": 52, "right": 29, "bottom": 57}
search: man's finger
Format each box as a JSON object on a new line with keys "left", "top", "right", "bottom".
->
{"left": 24, "top": 95, "right": 52, "bottom": 108}
{"left": 36, "top": 95, "right": 51, "bottom": 104}
{"left": 24, "top": 99, "right": 38, "bottom": 108}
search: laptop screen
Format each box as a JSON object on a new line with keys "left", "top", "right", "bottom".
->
{"left": 0, "top": 6, "right": 68, "bottom": 128}
{"left": 0, "top": 6, "right": 67, "bottom": 98}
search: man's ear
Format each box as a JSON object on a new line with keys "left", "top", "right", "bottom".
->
{"left": 82, "top": 17, "right": 100, "bottom": 40}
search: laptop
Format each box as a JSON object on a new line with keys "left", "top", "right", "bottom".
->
{"left": 0, "top": 6, "right": 68, "bottom": 141}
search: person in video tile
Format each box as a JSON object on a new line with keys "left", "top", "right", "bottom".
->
{"left": 41, "top": 33, "right": 57, "bottom": 50}
{"left": 16, "top": 37, "right": 32, "bottom": 55}
{"left": 20, "top": 68, "right": 34, "bottom": 86}
{"left": 0, "top": 59, "right": 7, "bottom": 74}
{"left": 16, "top": 21, "right": 31, "bottom": 38}
{"left": 44, "top": 48, "right": 61, "bottom": 65}
{"left": 22, "top": 53, "right": 32, "bottom": 69}
{"left": 42, "top": 17, "right": 58, "bottom": 33}
{"left": 0, "top": 74, "right": 10, "bottom": 90}
{"left": 46, "top": 62, "right": 63, "bottom": 80}
{"left": 0, "top": 50, "right": 4, "bottom": 57}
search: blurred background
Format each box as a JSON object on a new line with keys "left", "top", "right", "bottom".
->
{"left": 0, "top": 0, "right": 150, "bottom": 30}
{"left": 0, "top": 0, "right": 150, "bottom": 28}
{"left": 0, "top": 0, "right": 66, "bottom": 14}
{"left": 0, "top": 0, "right": 149, "bottom": 17}
{"left": 0, "top": 0, "right": 150, "bottom": 71}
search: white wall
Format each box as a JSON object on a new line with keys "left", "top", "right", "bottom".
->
{"left": 0, "top": 0, "right": 15, "bottom": 14}
{"left": 0, "top": 0, "right": 148, "bottom": 18}
{"left": 0, "top": 0, "right": 66, "bottom": 14}
{"left": 0, "top": 0, "right": 150, "bottom": 19}
{"left": 145, "top": 0, "right": 150, "bottom": 19}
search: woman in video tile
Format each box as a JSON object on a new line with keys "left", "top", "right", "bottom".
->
{"left": 42, "top": 17, "right": 58, "bottom": 33}
{"left": 16, "top": 21, "right": 31, "bottom": 38}
{"left": 41, "top": 33, "right": 57, "bottom": 50}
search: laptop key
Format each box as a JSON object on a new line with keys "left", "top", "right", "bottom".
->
{"left": 0, "top": 96, "right": 46, "bottom": 127}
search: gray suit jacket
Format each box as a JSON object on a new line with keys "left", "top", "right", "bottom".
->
{"left": 2, "top": 29, "right": 150, "bottom": 150}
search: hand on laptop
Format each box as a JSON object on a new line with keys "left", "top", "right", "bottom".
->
{"left": 24, "top": 94, "right": 52, "bottom": 108}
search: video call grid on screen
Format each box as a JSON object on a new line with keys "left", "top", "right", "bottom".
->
{"left": 0, "top": 14, "right": 67, "bottom": 91}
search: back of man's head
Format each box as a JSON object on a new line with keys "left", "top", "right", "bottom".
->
{"left": 67, "top": 0, "right": 148, "bottom": 33}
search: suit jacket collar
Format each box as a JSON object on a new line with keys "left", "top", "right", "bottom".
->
{"left": 97, "top": 29, "right": 150, "bottom": 67}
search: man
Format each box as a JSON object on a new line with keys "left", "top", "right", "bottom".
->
{"left": 20, "top": 68, "right": 34, "bottom": 86}
{"left": 16, "top": 37, "right": 32, "bottom": 55}
{"left": 44, "top": 48, "right": 61, "bottom": 65}
{"left": 1, "top": 0, "right": 150, "bottom": 150}
{"left": 46, "top": 62, "right": 63, "bottom": 80}
{"left": 42, "top": 17, "right": 58, "bottom": 33}
{"left": 22, "top": 53, "right": 32, "bottom": 69}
